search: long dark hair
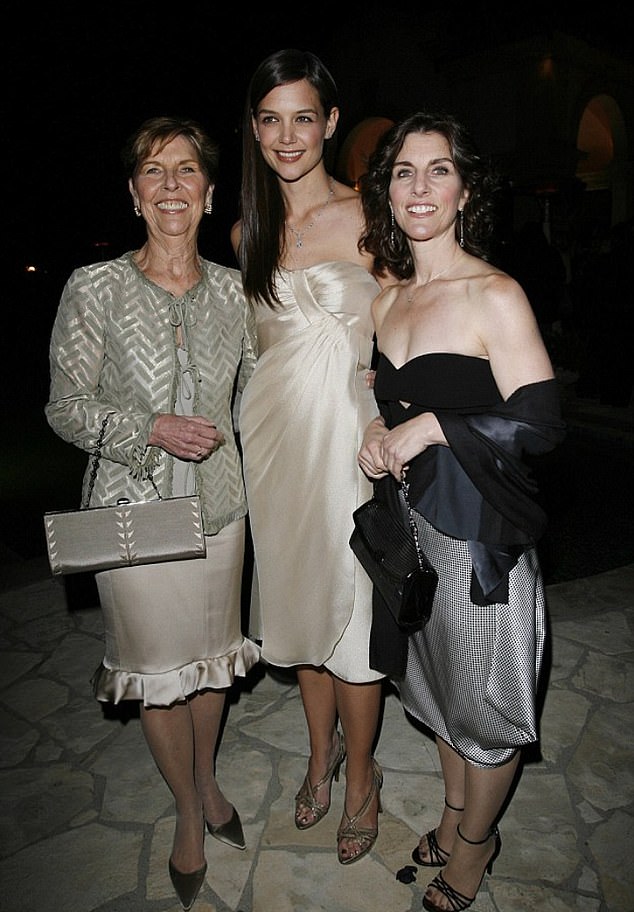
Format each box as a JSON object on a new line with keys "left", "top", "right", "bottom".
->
{"left": 360, "top": 111, "right": 500, "bottom": 279}
{"left": 237, "top": 49, "right": 339, "bottom": 308}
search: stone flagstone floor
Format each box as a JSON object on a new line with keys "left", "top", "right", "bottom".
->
{"left": 0, "top": 559, "right": 633, "bottom": 911}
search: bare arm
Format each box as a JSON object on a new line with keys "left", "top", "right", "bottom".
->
{"left": 360, "top": 272, "right": 554, "bottom": 481}
{"left": 477, "top": 273, "right": 555, "bottom": 399}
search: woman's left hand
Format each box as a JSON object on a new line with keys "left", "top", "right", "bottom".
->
{"left": 149, "top": 414, "right": 225, "bottom": 461}
{"left": 379, "top": 412, "right": 446, "bottom": 479}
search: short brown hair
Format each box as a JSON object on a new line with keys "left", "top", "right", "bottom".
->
{"left": 121, "top": 116, "right": 219, "bottom": 182}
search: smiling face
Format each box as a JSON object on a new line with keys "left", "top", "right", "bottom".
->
{"left": 252, "top": 78, "right": 338, "bottom": 182}
{"left": 389, "top": 131, "right": 469, "bottom": 243}
{"left": 129, "top": 134, "right": 212, "bottom": 238}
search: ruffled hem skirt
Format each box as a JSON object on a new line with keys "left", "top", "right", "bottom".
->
{"left": 93, "top": 518, "right": 260, "bottom": 707}
{"left": 92, "top": 637, "right": 260, "bottom": 707}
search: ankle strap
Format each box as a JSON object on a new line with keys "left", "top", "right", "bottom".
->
{"left": 444, "top": 797, "right": 465, "bottom": 812}
{"left": 457, "top": 823, "right": 498, "bottom": 845}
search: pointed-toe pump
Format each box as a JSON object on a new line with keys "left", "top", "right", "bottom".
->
{"left": 168, "top": 859, "right": 207, "bottom": 911}
{"left": 206, "top": 805, "right": 246, "bottom": 850}
{"left": 295, "top": 730, "right": 346, "bottom": 830}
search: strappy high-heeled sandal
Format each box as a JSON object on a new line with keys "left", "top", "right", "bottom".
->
{"left": 411, "top": 797, "right": 464, "bottom": 867}
{"left": 422, "top": 825, "right": 501, "bottom": 912}
{"left": 294, "top": 730, "right": 346, "bottom": 830}
{"left": 336, "top": 758, "right": 383, "bottom": 865}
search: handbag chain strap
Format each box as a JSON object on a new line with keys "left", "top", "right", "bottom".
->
{"left": 83, "top": 415, "right": 110, "bottom": 509}
{"left": 401, "top": 471, "right": 425, "bottom": 571}
{"left": 83, "top": 413, "right": 162, "bottom": 509}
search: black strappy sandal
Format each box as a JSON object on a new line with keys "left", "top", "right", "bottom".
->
{"left": 411, "top": 797, "right": 464, "bottom": 867}
{"left": 422, "top": 825, "right": 501, "bottom": 912}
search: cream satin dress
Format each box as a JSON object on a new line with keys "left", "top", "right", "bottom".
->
{"left": 240, "top": 262, "right": 384, "bottom": 682}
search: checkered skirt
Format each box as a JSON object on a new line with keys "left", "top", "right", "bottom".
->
{"left": 397, "top": 511, "right": 547, "bottom": 767}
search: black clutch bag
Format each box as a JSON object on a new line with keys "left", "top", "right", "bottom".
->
{"left": 350, "top": 476, "right": 437, "bottom": 632}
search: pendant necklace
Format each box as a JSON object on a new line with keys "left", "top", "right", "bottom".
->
{"left": 286, "top": 178, "right": 335, "bottom": 249}
{"left": 406, "top": 261, "right": 457, "bottom": 303}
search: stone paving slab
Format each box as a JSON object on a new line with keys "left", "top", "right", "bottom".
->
{"left": 0, "top": 563, "right": 632, "bottom": 911}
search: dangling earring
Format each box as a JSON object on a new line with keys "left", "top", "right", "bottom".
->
{"left": 458, "top": 209, "right": 465, "bottom": 248}
{"left": 389, "top": 202, "right": 396, "bottom": 246}
{"left": 204, "top": 201, "right": 213, "bottom": 215}
{"left": 133, "top": 205, "right": 141, "bottom": 217}
{"left": 254, "top": 132, "right": 260, "bottom": 142}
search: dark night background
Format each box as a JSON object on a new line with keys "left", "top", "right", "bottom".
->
{"left": 9, "top": 4, "right": 632, "bottom": 273}
{"left": 4, "top": 4, "right": 633, "bottom": 581}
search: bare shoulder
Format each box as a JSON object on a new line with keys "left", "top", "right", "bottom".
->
{"left": 374, "top": 282, "right": 401, "bottom": 305}
{"left": 479, "top": 266, "right": 525, "bottom": 298}
{"left": 470, "top": 265, "right": 554, "bottom": 393}
{"left": 371, "top": 282, "right": 401, "bottom": 328}
{"left": 458, "top": 258, "right": 527, "bottom": 310}
{"left": 467, "top": 263, "right": 548, "bottom": 378}
{"left": 317, "top": 181, "right": 372, "bottom": 267}
{"left": 474, "top": 267, "right": 535, "bottom": 321}
{"left": 332, "top": 178, "right": 362, "bottom": 202}
{"left": 331, "top": 182, "right": 364, "bottom": 225}
{"left": 230, "top": 219, "right": 242, "bottom": 257}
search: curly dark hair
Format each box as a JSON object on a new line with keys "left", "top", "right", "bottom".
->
{"left": 360, "top": 111, "right": 500, "bottom": 279}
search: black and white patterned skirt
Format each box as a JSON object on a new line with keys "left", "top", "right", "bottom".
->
{"left": 397, "top": 512, "right": 547, "bottom": 768}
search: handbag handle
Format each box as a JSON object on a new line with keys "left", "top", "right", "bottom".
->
{"left": 83, "top": 413, "right": 162, "bottom": 509}
{"left": 400, "top": 471, "right": 425, "bottom": 572}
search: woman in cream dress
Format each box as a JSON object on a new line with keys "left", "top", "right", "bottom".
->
{"left": 232, "top": 50, "right": 392, "bottom": 865}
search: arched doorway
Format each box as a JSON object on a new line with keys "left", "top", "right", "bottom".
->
{"left": 576, "top": 94, "right": 628, "bottom": 226}
{"left": 336, "top": 117, "right": 394, "bottom": 189}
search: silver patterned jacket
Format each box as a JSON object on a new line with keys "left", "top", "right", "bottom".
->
{"left": 45, "top": 252, "right": 257, "bottom": 535}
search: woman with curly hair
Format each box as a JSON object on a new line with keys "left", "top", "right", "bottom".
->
{"left": 358, "top": 112, "right": 565, "bottom": 910}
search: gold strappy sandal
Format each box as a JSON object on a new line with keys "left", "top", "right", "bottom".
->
{"left": 294, "top": 731, "right": 346, "bottom": 830}
{"left": 336, "top": 758, "right": 383, "bottom": 865}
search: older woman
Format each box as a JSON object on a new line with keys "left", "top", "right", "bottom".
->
{"left": 46, "top": 116, "right": 259, "bottom": 911}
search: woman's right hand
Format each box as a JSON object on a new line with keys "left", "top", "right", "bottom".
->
{"left": 149, "top": 414, "right": 225, "bottom": 461}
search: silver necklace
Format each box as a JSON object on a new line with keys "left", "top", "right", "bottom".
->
{"left": 406, "top": 262, "right": 456, "bottom": 303}
{"left": 286, "top": 179, "right": 335, "bottom": 249}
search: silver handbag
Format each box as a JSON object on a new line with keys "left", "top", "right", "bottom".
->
{"left": 43, "top": 416, "right": 206, "bottom": 576}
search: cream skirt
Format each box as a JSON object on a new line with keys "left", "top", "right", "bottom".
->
{"left": 93, "top": 518, "right": 260, "bottom": 707}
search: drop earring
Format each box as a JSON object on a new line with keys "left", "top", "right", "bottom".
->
{"left": 458, "top": 209, "right": 465, "bottom": 248}
{"left": 389, "top": 202, "right": 396, "bottom": 246}
{"left": 133, "top": 205, "right": 141, "bottom": 217}
{"left": 204, "top": 200, "right": 213, "bottom": 215}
